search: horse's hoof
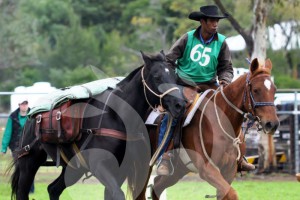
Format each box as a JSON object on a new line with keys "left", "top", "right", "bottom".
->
{"left": 296, "top": 173, "right": 300, "bottom": 182}
{"left": 222, "top": 187, "right": 238, "bottom": 200}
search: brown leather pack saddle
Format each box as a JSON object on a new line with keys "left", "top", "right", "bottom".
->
{"left": 34, "top": 100, "right": 86, "bottom": 143}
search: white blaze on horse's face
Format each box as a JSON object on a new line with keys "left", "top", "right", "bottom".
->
{"left": 264, "top": 79, "right": 272, "bottom": 91}
{"left": 164, "top": 68, "right": 170, "bottom": 75}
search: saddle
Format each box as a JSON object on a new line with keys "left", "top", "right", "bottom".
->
{"left": 34, "top": 100, "right": 86, "bottom": 143}
{"left": 146, "top": 86, "right": 202, "bottom": 148}
{"left": 145, "top": 86, "right": 200, "bottom": 123}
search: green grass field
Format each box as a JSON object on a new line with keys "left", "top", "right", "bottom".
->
{"left": 0, "top": 128, "right": 300, "bottom": 200}
{"left": 1, "top": 155, "right": 299, "bottom": 200}
{"left": 1, "top": 176, "right": 299, "bottom": 200}
{"left": 0, "top": 129, "right": 299, "bottom": 200}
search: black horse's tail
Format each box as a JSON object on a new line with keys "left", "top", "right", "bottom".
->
{"left": 10, "top": 118, "right": 38, "bottom": 200}
{"left": 10, "top": 159, "right": 20, "bottom": 200}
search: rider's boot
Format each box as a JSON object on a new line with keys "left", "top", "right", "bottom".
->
{"left": 238, "top": 155, "right": 256, "bottom": 172}
{"left": 157, "top": 152, "right": 173, "bottom": 176}
{"left": 156, "top": 113, "right": 177, "bottom": 176}
{"left": 237, "top": 137, "right": 255, "bottom": 172}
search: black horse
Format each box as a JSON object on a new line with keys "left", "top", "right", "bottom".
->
{"left": 10, "top": 51, "right": 186, "bottom": 200}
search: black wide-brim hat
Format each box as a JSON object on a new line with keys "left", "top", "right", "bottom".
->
{"left": 188, "top": 5, "right": 229, "bottom": 21}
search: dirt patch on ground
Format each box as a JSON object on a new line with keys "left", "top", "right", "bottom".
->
{"left": 236, "top": 172, "right": 296, "bottom": 182}
{"left": 180, "top": 172, "right": 298, "bottom": 182}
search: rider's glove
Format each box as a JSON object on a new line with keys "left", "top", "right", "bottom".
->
{"left": 219, "top": 80, "right": 229, "bottom": 87}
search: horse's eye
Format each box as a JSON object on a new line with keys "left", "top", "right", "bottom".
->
{"left": 154, "top": 75, "right": 161, "bottom": 81}
{"left": 253, "top": 88, "right": 259, "bottom": 94}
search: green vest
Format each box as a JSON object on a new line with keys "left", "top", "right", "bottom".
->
{"left": 177, "top": 30, "right": 226, "bottom": 83}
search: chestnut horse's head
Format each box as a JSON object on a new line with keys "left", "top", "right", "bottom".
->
{"left": 244, "top": 58, "right": 279, "bottom": 134}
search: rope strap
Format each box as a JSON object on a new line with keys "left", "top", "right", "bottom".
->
{"left": 214, "top": 91, "right": 242, "bottom": 161}
{"left": 149, "top": 114, "right": 173, "bottom": 166}
{"left": 141, "top": 67, "right": 179, "bottom": 111}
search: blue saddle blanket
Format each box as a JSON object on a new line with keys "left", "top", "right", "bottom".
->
{"left": 28, "top": 77, "right": 124, "bottom": 117}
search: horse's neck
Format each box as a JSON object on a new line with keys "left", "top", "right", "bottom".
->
{"left": 217, "top": 76, "right": 247, "bottom": 132}
{"left": 117, "top": 75, "right": 149, "bottom": 117}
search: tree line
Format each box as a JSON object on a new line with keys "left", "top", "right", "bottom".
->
{"left": 0, "top": 0, "right": 300, "bottom": 109}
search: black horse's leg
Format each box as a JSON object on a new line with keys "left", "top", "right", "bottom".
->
{"left": 47, "top": 166, "right": 84, "bottom": 200}
{"left": 90, "top": 158, "right": 125, "bottom": 200}
{"left": 135, "top": 166, "right": 153, "bottom": 200}
{"left": 47, "top": 168, "right": 68, "bottom": 200}
{"left": 152, "top": 161, "right": 189, "bottom": 200}
{"left": 103, "top": 171, "right": 126, "bottom": 200}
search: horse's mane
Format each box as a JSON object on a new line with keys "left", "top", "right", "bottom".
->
{"left": 117, "top": 65, "right": 143, "bottom": 87}
{"left": 116, "top": 52, "right": 166, "bottom": 87}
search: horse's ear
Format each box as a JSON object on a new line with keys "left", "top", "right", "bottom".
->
{"left": 250, "top": 58, "right": 259, "bottom": 74}
{"left": 141, "top": 51, "right": 151, "bottom": 67}
{"left": 160, "top": 50, "right": 166, "bottom": 59}
{"left": 265, "top": 58, "right": 272, "bottom": 71}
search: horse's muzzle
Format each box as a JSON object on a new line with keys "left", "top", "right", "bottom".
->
{"left": 165, "top": 98, "right": 186, "bottom": 119}
{"left": 263, "top": 120, "right": 280, "bottom": 134}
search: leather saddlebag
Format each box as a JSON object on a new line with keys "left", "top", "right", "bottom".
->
{"left": 35, "top": 100, "right": 85, "bottom": 143}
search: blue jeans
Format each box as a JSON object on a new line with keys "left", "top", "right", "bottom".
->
{"left": 158, "top": 114, "right": 177, "bottom": 158}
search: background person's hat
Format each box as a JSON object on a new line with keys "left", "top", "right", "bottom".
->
{"left": 188, "top": 5, "right": 229, "bottom": 21}
{"left": 18, "top": 97, "right": 28, "bottom": 104}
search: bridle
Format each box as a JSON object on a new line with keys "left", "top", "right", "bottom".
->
{"left": 221, "top": 72, "right": 275, "bottom": 129}
{"left": 243, "top": 72, "right": 275, "bottom": 111}
{"left": 243, "top": 59, "right": 275, "bottom": 110}
{"left": 141, "top": 67, "right": 179, "bottom": 112}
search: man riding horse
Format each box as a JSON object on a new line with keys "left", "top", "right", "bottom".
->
{"left": 157, "top": 5, "right": 255, "bottom": 175}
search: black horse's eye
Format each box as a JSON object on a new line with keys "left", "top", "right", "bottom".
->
{"left": 153, "top": 75, "right": 161, "bottom": 81}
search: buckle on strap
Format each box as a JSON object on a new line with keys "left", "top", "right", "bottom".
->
{"left": 36, "top": 114, "right": 42, "bottom": 123}
{"left": 24, "top": 145, "right": 30, "bottom": 152}
{"left": 56, "top": 111, "right": 62, "bottom": 120}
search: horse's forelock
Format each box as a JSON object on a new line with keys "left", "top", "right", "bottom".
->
{"left": 147, "top": 52, "right": 165, "bottom": 63}
{"left": 252, "top": 67, "right": 271, "bottom": 77}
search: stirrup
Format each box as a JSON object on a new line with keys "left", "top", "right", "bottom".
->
{"left": 156, "top": 153, "right": 174, "bottom": 176}
{"left": 157, "top": 160, "right": 170, "bottom": 176}
{"left": 237, "top": 156, "right": 255, "bottom": 172}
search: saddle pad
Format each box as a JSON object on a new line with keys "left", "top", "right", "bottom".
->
{"left": 28, "top": 77, "right": 124, "bottom": 117}
{"left": 179, "top": 142, "right": 198, "bottom": 173}
{"left": 183, "top": 89, "right": 212, "bottom": 127}
{"left": 145, "top": 109, "right": 163, "bottom": 125}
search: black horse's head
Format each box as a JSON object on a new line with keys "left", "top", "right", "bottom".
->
{"left": 141, "top": 50, "right": 186, "bottom": 118}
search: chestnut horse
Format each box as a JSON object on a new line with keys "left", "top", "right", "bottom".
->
{"left": 137, "top": 58, "right": 279, "bottom": 200}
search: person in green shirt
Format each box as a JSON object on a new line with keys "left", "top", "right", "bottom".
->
{"left": 1, "top": 98, "right": 34, "bottom": 193}
{"left": 156, "top": 5, "right": 255, "bottom": 176}
{"left": 1, "top": 98, "right": 30, "bottom": 156}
